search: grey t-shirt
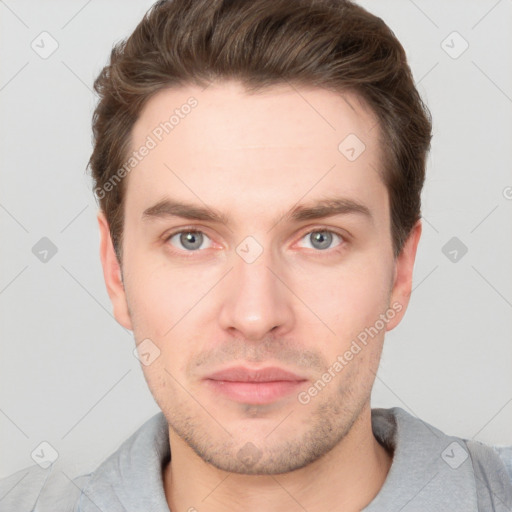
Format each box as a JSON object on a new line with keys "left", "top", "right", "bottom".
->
{"left": 1, "top": 407, "right": 511, "bottom": 511}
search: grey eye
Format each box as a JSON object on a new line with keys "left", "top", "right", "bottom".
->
{"left": 298, "top": 230, "right": 342, "bottom": 251}
{"left": 310, "top": 231, "right": 332, "bottom": 250}
{"left": 169, "top": 231, "right": 211, "bottom": 251}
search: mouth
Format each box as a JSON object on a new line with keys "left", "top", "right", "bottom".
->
{"left": 203, "top": 366, "right": 308, "bottom": 405}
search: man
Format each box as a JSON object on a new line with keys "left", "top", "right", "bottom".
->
{"left": 1, "top": 0, "right": 511, "bottom": 510}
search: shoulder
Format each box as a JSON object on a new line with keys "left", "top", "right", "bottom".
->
{"left": 77, "top": 412, "right": 170, "bottom": 510}
{"left": 369, "top": 407, "right": 512, "bottom": 511}
{"left": 465, "top": 440, "right": 512, "bottom": 509}
{"left": 0, "top": 463, "right": 92, "bottom": 512}
{"left": 494, "top": 445, "right": 512, "bottom": 482}
{"left": 0, "top": 412, "right": 168, "bottom": 512}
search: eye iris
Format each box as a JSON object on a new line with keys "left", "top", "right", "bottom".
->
{"left": 180, "top": 231, "right": 203, "bottom": 250}
{"left": 310, "top": 231, "right": 332, "bottom": 250}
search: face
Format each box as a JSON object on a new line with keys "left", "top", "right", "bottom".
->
{"left": 98, "top": 80, "right": 420, "bottom": 475}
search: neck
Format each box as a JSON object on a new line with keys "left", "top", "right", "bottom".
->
{"left": 163, "top": 404, "right": 392, "bottom": 512}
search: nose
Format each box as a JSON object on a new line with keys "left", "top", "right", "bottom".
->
{"left": 217, "top": 241, "right": 294, "bottom": 341}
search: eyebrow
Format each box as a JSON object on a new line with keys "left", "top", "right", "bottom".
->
{"left": 141, "top": 196, "right": 373, "bottom": 225}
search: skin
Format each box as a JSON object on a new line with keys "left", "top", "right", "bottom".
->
{"left": 98, "top": 80, "right": 422, "bottom": 512}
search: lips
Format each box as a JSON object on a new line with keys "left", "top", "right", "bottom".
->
{"left": 206, "top": 366, "right": 306, "bottom": 383}
{"left": 203, "top": 366, "right": 307, "bottom": 404}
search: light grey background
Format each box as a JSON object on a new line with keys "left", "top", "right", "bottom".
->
{"left": 1, "top": 0, "right": 511, "bottom": 479}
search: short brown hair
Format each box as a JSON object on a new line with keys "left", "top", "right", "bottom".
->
{"left": 88, "top": 0, "right": 432, "bottom": 262}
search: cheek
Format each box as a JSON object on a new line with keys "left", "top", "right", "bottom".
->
{"left": 123, "top": 249, "right": 209, "bottom": 338}
{"left": 138, "top": 355, "right": 186, "bottom": 416}
{"left": 292, "top": 255, "right": 392, "bottom": 336}
{"left": 124, "top": 253, "right": 215, "bottom": 380}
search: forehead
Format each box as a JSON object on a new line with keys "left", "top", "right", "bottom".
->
{"left": 125, "top": 80, "right": 387, "bottom": 227}
{"left": 133, "top": 80, "right": 380, "bottom": 154}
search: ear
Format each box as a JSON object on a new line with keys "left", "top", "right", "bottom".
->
{"left": 97, "top": 211, "right": 133, "bottom": 331}
{"left": 386, "top": 220, "right": 422, "bottom": 331}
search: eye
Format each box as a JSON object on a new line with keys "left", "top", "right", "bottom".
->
{"left": 297, "top": 229, "right": 344, "bottom": 251}
{"left": 167, "top": 230, "right": 212, "bottom": 251}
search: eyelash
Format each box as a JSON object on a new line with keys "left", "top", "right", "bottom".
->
{"left": 164, "top": 227, "right": 347, "bottom": 256}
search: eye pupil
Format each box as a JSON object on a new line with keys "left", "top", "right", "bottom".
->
{"left": 310, "top": 231, "right": 332, "bottom": 250}
{"left": 180, "top": 231, "right": 203, "bottom": 250}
